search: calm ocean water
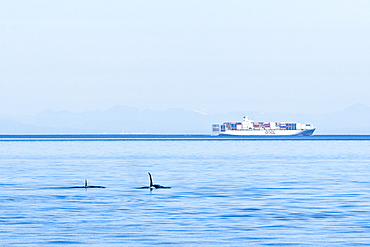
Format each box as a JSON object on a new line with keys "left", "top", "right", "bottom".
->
{"left": 1, "top": 135, "right": 370, "bottom": 246}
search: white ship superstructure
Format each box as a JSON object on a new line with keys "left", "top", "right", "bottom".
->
{"left": 212, "top": 116, "right": 315, "bottom": 136}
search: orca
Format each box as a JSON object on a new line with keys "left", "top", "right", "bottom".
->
{"left": 71, "top": 179, "right": 105, "bottom": 189}
{"left": 138, "top": 172, "right": 171, "bottom": 190}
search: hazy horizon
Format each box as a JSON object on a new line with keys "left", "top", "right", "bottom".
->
{"left": 0, "top": 102, "right": 368, "bottom": 118}
{"left": 1, "top": 103, "right": 369, "bottom": 134}
{"left": 1, "top": 1, "right": 370, "bottom": 116}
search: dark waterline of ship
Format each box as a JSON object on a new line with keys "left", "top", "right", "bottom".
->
{"left": 1, "top": 134, "right": 370, "bottom": 141}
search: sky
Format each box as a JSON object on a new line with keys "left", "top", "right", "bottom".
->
{"left": 1, "top": 0, "right": 370, "bottom": 116}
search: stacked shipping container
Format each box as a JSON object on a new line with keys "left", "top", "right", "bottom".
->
{"left": 221, "top": 122, "right": 298, "bottom": 131}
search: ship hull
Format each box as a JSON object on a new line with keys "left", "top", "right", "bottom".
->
{"left": 219, "top": 129, "right": 315, "bottom": 136}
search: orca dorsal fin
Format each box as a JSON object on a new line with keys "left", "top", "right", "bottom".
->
{"left": 84, "top": 179, "right": 88, "bottom": 188}
{"left": 148, "top": 172, "right": 153, "bottom": 187}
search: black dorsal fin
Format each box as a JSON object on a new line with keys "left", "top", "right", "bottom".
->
{"left": 148, "top": 172, "right": 153, "bottom": 187}
{"left": 84, "top": 179, "right": 88, "bottom": 188}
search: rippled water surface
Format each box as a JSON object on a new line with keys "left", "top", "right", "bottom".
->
{"left": 1, "top": 138, "right": 370, "bottom": 246}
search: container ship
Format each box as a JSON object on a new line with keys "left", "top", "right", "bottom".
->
{"left": 212, "top": 116, "right": 315, "bottom": 136}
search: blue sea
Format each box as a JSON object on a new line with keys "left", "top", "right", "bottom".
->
{"left": 1, "top": 135, "right": 370, "bottom": 246}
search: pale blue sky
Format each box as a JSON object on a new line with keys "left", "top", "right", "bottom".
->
{"left": 1, "top": 0, "right": 369, "bottom": 115}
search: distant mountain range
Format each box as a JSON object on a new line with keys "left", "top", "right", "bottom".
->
{"left": 1, "top": 104, "right": 370, "bottom": 134}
